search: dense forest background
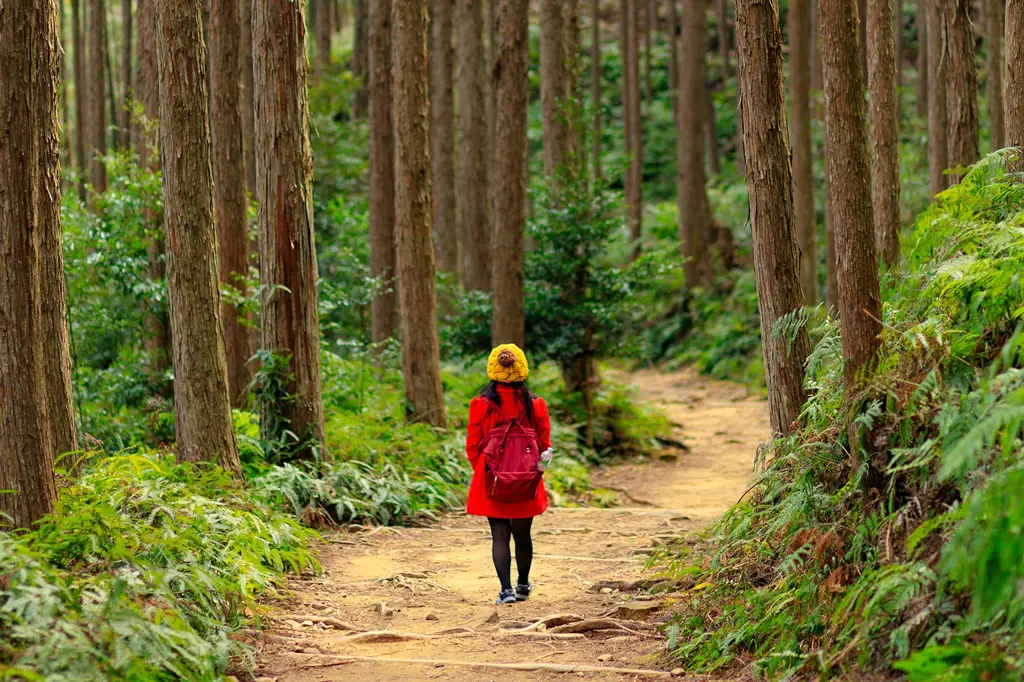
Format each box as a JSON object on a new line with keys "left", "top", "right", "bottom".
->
{"left": 1, "top": 0, "right": 1024, "bottom": 678}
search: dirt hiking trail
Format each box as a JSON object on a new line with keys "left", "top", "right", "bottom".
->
{"left": 252, "top": 368, "right": 770, "bottom": 682}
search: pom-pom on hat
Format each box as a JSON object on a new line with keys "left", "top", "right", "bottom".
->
{"left": 487, "top": 344, "right": 529, "bottom": 383}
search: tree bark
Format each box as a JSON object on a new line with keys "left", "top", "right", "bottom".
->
{"left": 1008, "top": 0, "right": 1024, "bottom": 147}
{"left": 106, "top": 1, "right": 121, "bottom": 149}
{"left": 987, "top": 0, "right": 1004, "bottom": 150}
{"left": 945, "top": 0, "right": 979, "bottom": 180}
{"left": 590, "top": 0, "right": 603, "bottom": 180}
{"left": 370, "top": 0, "right": 396, "bottom": 342}
{"left": 564, "top": 0, "right": 583, "bottom": 165}
{"left": 429, "top": 0, "right": 458, "bottom": 277}
{"left": 868, "top": 0, "right": 902, "bottom": 267}
{"left": 821, "top": 0, "right": 883, "bottom": 391}
{"left": 253, "top": 0, "right": 328, "bottom": 458}
{"left": 0, "top": 0, "right": 64, "bottom": 527}
{"left": 122, "top": 0, "right": 133, "bottom": 149}
{"left": 668, "top": 0, "right": 679, "bottom": 121}
{"left": 893, "top": 0, "right": 902, "bottom": 90}
{"left": 72, "top": 0, "right": 88, "bottom": 200}
{"left": 458, "top": 0, "right": 492, "bottom": 291}
{"left": 624, "top": 0, "right": 644, "bottom": 259}
{"left": 87, "top": 0, "right": 108, "bottom": 195}
{"left": 718, "top": 0, "right": 731, "bottom": 79}
{"left": 392, "top": 0, "right": 448, "bottom": 427}
{"left": 155, "top": 0, "right": 241, "bottom": 474}
{"left": 812, "top": 0, "right": 824, "bottom": 119}
{"left": 790, "top": 0, "right": 817, "bottom": 304}
{"left": 492, "top": 0, "right": 529, "bottom": 348}
{"left": 240, "top": 0, "right": 258, "bottom": 196}
{"left": 858, "top": 0, "right": 869, "bottom": 77}
{"left": 926, "top": 0, "right": 948, "bottom": 195}
{"left": 645, "top": 0, "right": 655, "bottom": 102}
{"left": 703, "top": 78, "right": 720, "bottom": 175}
{"left": 541, "top": 0, "right": 569, "bottom": 178}
{"left": 353, "top": 0, "right": 369, "bottom": 116}
{"left": 916, "top": 0, "right": 928, "bottom": 118}
{"left": 316, "top": 0, "right": 333, "bottom": 79}
{"left": 735, "top": 0, "right": 812, "bottom": 436}
{"left": 210, "top": 0, "right": 253, "bottom": 406}
{"left": 677, "top": 0, "right": 711, "bottom": 285}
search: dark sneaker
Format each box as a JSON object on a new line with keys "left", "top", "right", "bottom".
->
{"left": 495, "top": 588, "right": 517, "bottom": 605}
{"left": 515, "top": 582, "right": 533, "bottom": 602}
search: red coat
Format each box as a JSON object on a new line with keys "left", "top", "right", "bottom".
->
{"left": 465, "top": 386, "right": 551, "bottom": 518}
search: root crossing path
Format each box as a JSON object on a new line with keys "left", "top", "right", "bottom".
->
{"left": 253, "top": 369, "right": 769, "bottom": 682}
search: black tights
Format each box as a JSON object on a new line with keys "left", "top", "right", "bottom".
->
{"left": 487, "top": 517, "right": 534, "bottom": 591}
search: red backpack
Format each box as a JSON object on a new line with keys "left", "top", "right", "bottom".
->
{"left": 480, "top": 400, "right": 543, "bottom": 502}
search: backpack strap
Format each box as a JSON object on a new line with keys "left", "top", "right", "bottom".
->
{"left": 480, "top": 397, "right": 536, "bottom": 431}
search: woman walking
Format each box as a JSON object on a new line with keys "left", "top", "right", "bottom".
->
{"left": 466, "top": 344, "right": 552, "bottom": 605}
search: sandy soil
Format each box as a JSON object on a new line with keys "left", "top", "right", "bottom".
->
{"left": 250, "top": 368, "right": 769, "bottom": 682}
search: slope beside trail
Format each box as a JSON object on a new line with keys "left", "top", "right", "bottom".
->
{"left": 251, "top": 368, "right": 769, "bottom": 682}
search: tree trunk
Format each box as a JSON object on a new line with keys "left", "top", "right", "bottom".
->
{"left": 458, "top": 0, "right": 492, "bottom": 291}
{"left": 790, "top": 0, "right": 817, "bottom": 304}
{"left": 316, "top": 0, "right": 333, "bottom": 79}
{"left": 590, "top": 0, "right": 602, "bottom": 180}
{"left": 821, "top": 0, "right": 883, "bottom": 392}
{"left": 137, "top": 0, "right": 170, "bottom": 385}
{"left": 565, "top": 0, "right": 583, "bottom": 165}
{"left": 718, "top": 0, "right": 730, "bottom": 79}
{"left": 945, "top": 0, "right": 979, "bottom": 181}
{"left": 812, "top": 0, "right": 824, "bottom": 119}
{"left": 868, "top": 0, "right": 902, "bottom": 267}
{"left": 624, "top": 0, "right": 644, "bottom": 259}
{"left": 894, "top": 0, "right": 902, "bottom": 90}
{"left": 72, "top": 0, "right": 88, "bottom": 201}
{"left": 677, "top": 0, "right": 711, "bottom": 285}
{"left": 645, "top": 0, "right": 654, "bottom": 102}
{"left": 61, "top": 0, "right": 70, "bottom": 174}
{"left": 735, "top": 0, "right": 812, "bottom": 436}
{"left": 492, "top": 0, "right": 529, "bottom": 348}
{"left": 253, "top": 0, "right": 328, "bottom": 458}
{"left": 668, "top": 0, "right": 679, "bottom": 118}
{"left": 106, "top": 1, "right": 121, "bottom": 149}
{"left": 858, "top": 0, "right": 869, "bottom": 78}
{"left": 122, "top": 0, "right": 133, "bottom": 149}
{"left": 87, "top": 0, "right": 108, "bottom": 195}
{"left": 240, "top": 0, "right": 257, "bottom": 196}
{"left": 352, "top": 0, "right": 369, "bottom": 116}
{"left": 392, "top": 0, "right": 448, "bottom": 427}
{"left": 429, "top": 0, "right": 458, "bottom": 277}
{"left": 703, "top": 78, "right": 720, "bottom": 175}
{"left": 541, "top": 0, "right": 569, "bottom": 178}
{"left": 370, "top": 0, "right": 396, "bottom": 342}
{"left": 155, "top": 0, "right": 241, "bottom": 474}
{"left": 0, "top": 0, "right": 64, "bottom": 526}
{"left": 210, "top": 0, "right": 253, "bottom": 407}
{"left": 916, "top": 0, "right": 928, "bottom": 118}
{"left": 1008, "top": 0, "right": 1024, "bottom": 146}
{"left": 926, "top": 0, "right": 948, "bottom": 195}
{"left": 987, "top": 0, "right": 1004, "bottom": 150}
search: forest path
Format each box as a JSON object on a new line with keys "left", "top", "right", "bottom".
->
{"left": 252, "top": 368, "right": 769, "bottom": 682}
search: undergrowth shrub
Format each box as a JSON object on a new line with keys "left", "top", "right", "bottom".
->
{"left": 659, "top": 151, "right": 1024, "bottom": 680}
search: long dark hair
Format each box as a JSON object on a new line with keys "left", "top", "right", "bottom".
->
{"left": 480, "top": 380, "right": 536, "bottom": 426}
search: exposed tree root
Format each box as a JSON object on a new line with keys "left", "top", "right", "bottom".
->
{"left": 500, "top": 631, "right": 586, "bottom": 640}
{"left": 504, "top": 613, "right": 585, "bottom": 632}
{"left": 549, "top": 618, "right": 654, "bottom": 637}
{"left": 337, "top": 630, "right": 474, "bottom": 644}
{"left": 274, "top": 615, "right": 359, "bottom": 630}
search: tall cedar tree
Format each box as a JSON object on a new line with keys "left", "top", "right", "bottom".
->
{"left": 87, "top": 0, "right": 108, "bottom": 194}
{"left": 253, "top": 0, "right": 328, "bottom": 456}
{"left": 392, "top": 0, "right": 448, "bottom": 427}
{"left": 492, "top": 0, "right": 529, "bottom": 348}
{"left": 0, "top": 0, "right": 66, "bottom": 528}
{"left": 987, "top": 0, "right": 1004, "bottom": 151}
{"left": 644, "top": 0, "right": 654, "bottom": 101}
{"left": 668, "top": 0, "right": 678, "bottom": 121}
{"left": 156, "top": 0, "right": 241, "bottom": 474}
{"left": 370, "top": 0, "right": 396, "bottom": 342}
{"left": 1009, "top": 0, "right": 1024, "bottom": 146}
{"left": 458, "top": 0, "right": 492, "bottom": 291}
{"left": 735, "top": 0, "right": 812, "bottom": 436}
{"left": 121, "top": 0, "right": 132, "bottom": 148}
{"left": 240, "top": 0, "right": 257, "bottom": 195}
{"left": 926, "top": 0, "right": 948, "bottom": 195}
{"left": 541, "top": 0, "right": 569, "bottom": 178}
{"left": 821, "top": 0, "right": 883, "bottom": 393}
{"left": 718, "top": 0, "right": 730, "bottom": 78}
{"left": 352, "top": 0, "right": 369, "bottom": 115}
{"left": 565, "top": 0, "right": 582, "bottom": 163}
{"left": 893, "top": 0, "right": 902, "bottom": 88}
{"left": 72, "top": 0, "right": 87, "bottom": 200}
{"left": 137, "top": 0, "right": 170, "bottom": 382}
{"left": 429, "top": 0, "right": 458, "bottom": 276}
{"left": 916, "top": 0, "right": 928, "bottom": 118}
{"left": 624, "top": 0, "right": 644, "bottom": 258}
{"left": 867, "top": 0, "right": 902, "bottom": 267}
{"left": 945, "top": 0, "right": 979, "bottom": 181}
{"left": 210, "top": 0, "right": 253, "bottom": 406}
{"left": 316, "top": 0, "right": 332, "bottom": 79}
{"left": 677, "top": 0, "right": 711, "bottom": 285}
{"left": 789, "top": 0, "right": 817, "bottom": 304}
{"left": 590, "top": 0, "right": 602, "bottom": 180}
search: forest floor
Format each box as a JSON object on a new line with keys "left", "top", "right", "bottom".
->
{"left": 250, "top": 368, "right": 769, "bottom": 682}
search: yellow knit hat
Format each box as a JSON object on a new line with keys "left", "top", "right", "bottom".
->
{"left": 487, "top": 344, "right": 529, "bottom": 383}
